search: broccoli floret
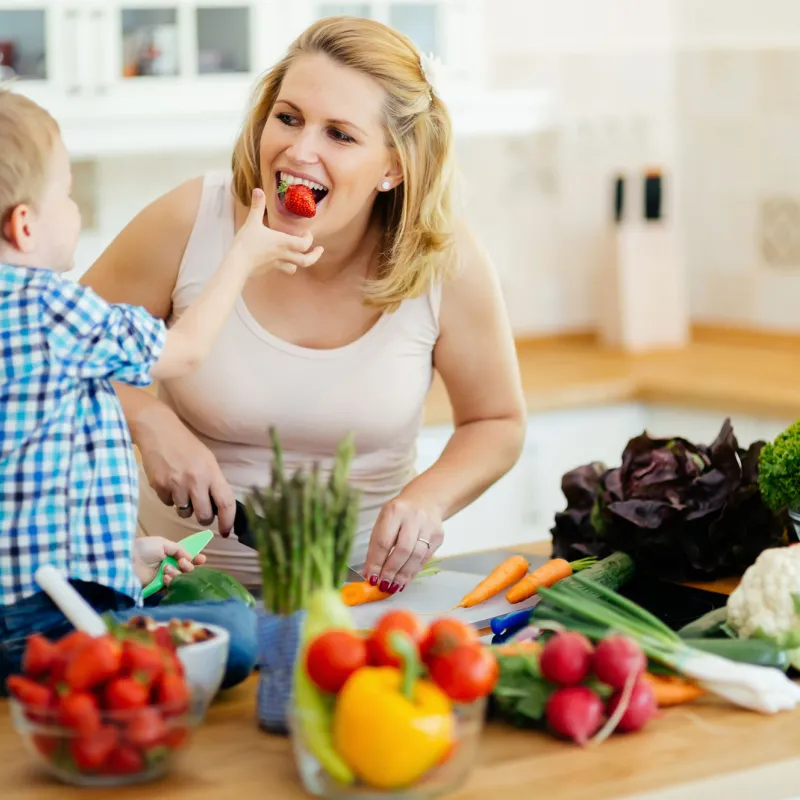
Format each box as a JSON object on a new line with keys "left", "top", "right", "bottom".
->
{"left": 758, "top": 420, "right": 800, "bottom": 512}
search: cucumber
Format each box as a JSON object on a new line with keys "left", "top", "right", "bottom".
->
{"left": 678, "top": 606, "right": 730, "bottom": 639}
{"left": 532, "top": 552, "right": 635, "bottom": 622}
{"left": 683, "top": 637, "right": 789, "bottom": 671}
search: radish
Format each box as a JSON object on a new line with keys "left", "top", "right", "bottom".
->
{"left": 592, "top": 635, "right": 646, "bottom": 690}
{"left": 539, "top": 632, "right": 593, "bottom": 686}
{"left": 545, "top": 686, "right": 604, "bottom": 746}
{"left": 607, "top": 679, "right": 657, "bottom": 733}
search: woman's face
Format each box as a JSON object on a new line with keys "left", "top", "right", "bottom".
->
{"left": 259, "top": 53, "right": 399, "bottom": 238}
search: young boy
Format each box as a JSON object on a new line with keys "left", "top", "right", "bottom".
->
{"left": 0, "top": 89, "right": 322, "bottom": 686}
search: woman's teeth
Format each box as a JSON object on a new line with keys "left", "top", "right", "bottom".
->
{"left": 279, "top": 172, "right": 327, "bottom": 194}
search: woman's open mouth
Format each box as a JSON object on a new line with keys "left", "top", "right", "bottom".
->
{"left": 275, "top": 171, "right": 329, "bottom": 209}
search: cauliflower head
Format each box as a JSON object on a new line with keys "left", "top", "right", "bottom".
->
{"left": 727, "top": 546, "right": 800, "bottom": 645}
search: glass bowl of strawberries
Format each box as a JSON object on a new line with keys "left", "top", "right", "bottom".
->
{"left": 7, "top": 625, "right": 205, "bottom": 787}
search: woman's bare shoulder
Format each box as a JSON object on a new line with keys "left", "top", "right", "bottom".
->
{"left": 80, "top": 176, "right": 205, "bottom": 319}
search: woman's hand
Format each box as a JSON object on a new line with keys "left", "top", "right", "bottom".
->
{"left": 361, "top": 497, "right": 444, "bottom": 593}
{"left": 135, "top": 405, "right": 237, "bottom": 535}
{"left": 133, "top": 536, "right": 207, "bottom": 587}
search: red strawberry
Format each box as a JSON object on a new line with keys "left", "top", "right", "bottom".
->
{"left": 23, "top": 634, "right": 58, "bottom": 678}
{"left": 279, "top": 181, "right": 316, "bottom": 218}
{"left": 57, "top": 692, "right": 101, "bottom": 736}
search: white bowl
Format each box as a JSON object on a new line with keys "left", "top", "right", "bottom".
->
{"left": 176, "top": 623, "right": 231, "bottom": 711}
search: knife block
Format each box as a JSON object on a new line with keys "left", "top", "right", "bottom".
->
{"left": 597, "top": 220, "right": 689, "bottom": 352}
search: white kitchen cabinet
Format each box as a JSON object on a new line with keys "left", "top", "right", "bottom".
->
{"left": 1, "top": 0, "right": 550, "bottom": 157}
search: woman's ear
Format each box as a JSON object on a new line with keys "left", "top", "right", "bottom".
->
{"left": 380, "top": 154, "right": 403, "bottom": 191}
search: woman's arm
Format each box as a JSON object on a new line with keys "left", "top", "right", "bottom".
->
{"left": 361, "top": 224, "right": 526, "bottom": 588}
{"left": 403, "top": 224, "right": 526, "bottom": 517}
{"left": 80, "top": 178, "right": 238, "bottom": 533}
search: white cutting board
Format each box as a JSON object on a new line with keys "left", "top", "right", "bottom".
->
{"left": 349, "top": 570, "right": 539, "bottom": 631}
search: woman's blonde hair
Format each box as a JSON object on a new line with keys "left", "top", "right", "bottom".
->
{"left": 232, "top": 16, "right": 457, "bottom": 309}
{"left": 0, "top": 87, "right": 60, "bottom": 227}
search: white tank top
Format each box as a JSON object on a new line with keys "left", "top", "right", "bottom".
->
{"left": 136, "top": 171, "right": 442, "bottom": 587}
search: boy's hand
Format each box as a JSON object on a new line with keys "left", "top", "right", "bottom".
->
{"left": 133, "top": 536, "right": 207, "bottom": 587}
{"left": 230, "top": 188, "right": 324, "bottom": 276}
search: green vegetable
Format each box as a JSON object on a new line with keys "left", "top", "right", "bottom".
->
{"left": 536, "top": 575, "right": 800, "bottom": 713}
{"left": 758, "top": 420, "right": 800, "bottom": 513}
{"left": 681, "top": 638, "right": 789, "bottom": 671}
{"left": 247, "top": 428, "right": 360, "bottom": 784}
{"left": 247, "top": 428, "right": 359, "bottom": 615}
{"left": 678, "top": 606, "right": 729, "bottom": 639}
{"left": 161, "top": 567, "right": 255, "bottom": 607}
{"left": 489, "top": 649, "right": 551, "bottom": 728}
{"left": 531, "top": 551, "right": 634, "bottom": 624}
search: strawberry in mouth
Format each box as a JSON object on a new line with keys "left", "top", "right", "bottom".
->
{"left": 276, "top": 172, "right": 329, "bottom": 218}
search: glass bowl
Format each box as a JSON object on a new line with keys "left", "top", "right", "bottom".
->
{"left": 289, "top": 696, "right": 486, "bottom": 799}
{"left": 9, "top": 693, "right": 205, "bottom": 787}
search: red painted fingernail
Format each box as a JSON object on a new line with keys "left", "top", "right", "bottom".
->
{"left": 379, "top": 580, "right": 390, "bottom": 593}
{"left": 369, "top": 575, "right": 378, "bottom": 586}
{"left": 389, "top": 583, "right": 399, "bottom": 594}
{"left": 399, "top": 585, "right": 405, "bottom": 592}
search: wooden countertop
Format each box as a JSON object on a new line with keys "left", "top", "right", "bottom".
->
{"left": 3, "top": 540, "right": 800, "bottom": 800}
{"left": 423, "top": 329, "right": 800, "bottom": 426}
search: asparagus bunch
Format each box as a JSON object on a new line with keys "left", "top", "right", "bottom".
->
{"left": 245, "top": 427, "right": 360, "bottom": 615}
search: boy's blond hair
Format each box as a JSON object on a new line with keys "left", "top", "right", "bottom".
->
{"left": 0, "top": 87, "right": 60, "bottom": 227}
{"left": 232, "top": 16, "right": 458, "bottom": 311}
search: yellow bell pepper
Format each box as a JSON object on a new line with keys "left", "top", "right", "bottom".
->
{"left": 333, "top": 632, "right": 454, "bottom": 789}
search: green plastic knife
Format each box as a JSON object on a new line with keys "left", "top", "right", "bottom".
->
{"left": 142, "top": 530, "right": 215, "bottom": 599}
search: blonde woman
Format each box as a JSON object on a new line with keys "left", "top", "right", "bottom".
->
{"left": 82, "top": 16, "right": 526, "bottom": 595}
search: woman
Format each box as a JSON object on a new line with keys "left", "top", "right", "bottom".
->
{"left": 82, "top": 16, "right": 526, "bottom": 595}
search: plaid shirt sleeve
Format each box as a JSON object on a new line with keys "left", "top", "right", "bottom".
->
{"left": 38, "top": 274, "right": 167, "bottom": 386}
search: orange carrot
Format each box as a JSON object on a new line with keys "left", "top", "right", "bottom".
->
{"left": 494, "top": 640, "right": 540, "bottom": 657}
{"left": 457, "top": 555, "right": 529, "bottom": 608}
{"left": 341, "top": 581, "right": 391, "bottom": 607}
{"left": 641, "top": 673, "right": 706, "bottom": 707}
{"left": 505, "top": 557, "right": 596, "bottom": 604}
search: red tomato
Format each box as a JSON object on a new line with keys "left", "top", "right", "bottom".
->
{"left": 155, "top": 673, "right": 191, "bottom": 715}
{"left": 305, "top": 630, "right": 368, "bottom": 693}
{"left": 104, "top": 678, "right": 149, "bottom": 713}
{"left": 103, "top": 745, "right": 144, "bottom": 776}
{"left": 57, "top": 692, "right": 101, "bottom": 736}
{"left": 121, "top": 640, "right": 164, "bottom": 688}
{"left": 69, "top": 727, "right": 118, "bottom": 773}
{"left": 367, "top": 611, "right": 427, "bottom": 667}
{"left": 22, "top": 634, "right": 58, "bottom": 678}
{"left": 65, "top": 636, "right": 122, "bottom": 692}
{"left": 124, "top": 707, "right": 167, "bottom": 751}
{"left": 429, "top": 644, "right": 499, "bottom": 703}
{"left": 420, "top": 619, "right": 478, "bottom": 664}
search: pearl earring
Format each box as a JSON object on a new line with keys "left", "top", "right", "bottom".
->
{"left": 380, "top": 180, "right": 391, "bottom": 191}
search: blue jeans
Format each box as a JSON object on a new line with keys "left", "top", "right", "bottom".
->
{"left": 0, "top": 582, "right": 257, "bottom": 695}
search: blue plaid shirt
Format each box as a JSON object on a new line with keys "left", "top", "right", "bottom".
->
{"left": 0, "top": 264, "right": 167, "bottom": 606}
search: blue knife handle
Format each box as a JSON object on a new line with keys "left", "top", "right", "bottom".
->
{"left": 490, "top": 608, "right": 532, "bottom": 636}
